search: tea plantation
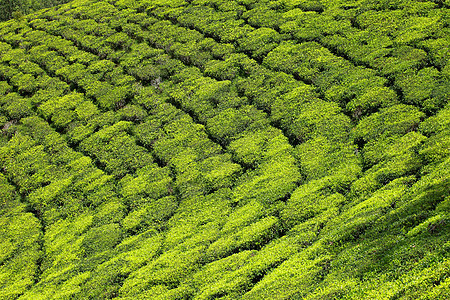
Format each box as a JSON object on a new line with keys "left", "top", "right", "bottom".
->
{"left": 0, "top": 0, "right": 449, "bottom": 299}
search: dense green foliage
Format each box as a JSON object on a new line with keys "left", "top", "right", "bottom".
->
{"left": 0, "top": 0, "right": 71, "bottom": 21}
{"left": 0, "top": 0, "right": 449, "bottom": 298}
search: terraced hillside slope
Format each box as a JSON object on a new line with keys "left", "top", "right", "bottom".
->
{"left": 0, "top": 0, "right": 449, "bottom": 299}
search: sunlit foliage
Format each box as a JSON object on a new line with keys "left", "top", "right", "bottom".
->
{"left": 0, "top": 0, "right": 448, "bottom": 299}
